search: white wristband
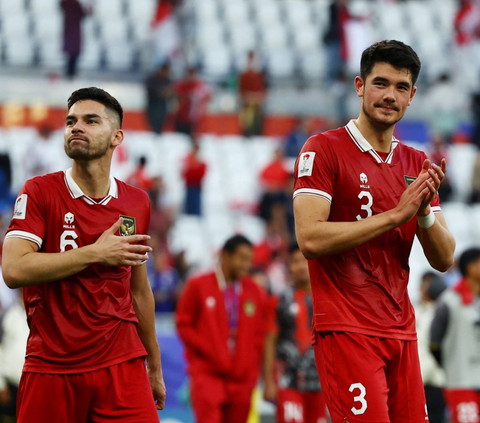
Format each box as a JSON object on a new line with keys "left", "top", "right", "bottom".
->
{"left": 418, "top": 210, "right": 436, "bottom": 229}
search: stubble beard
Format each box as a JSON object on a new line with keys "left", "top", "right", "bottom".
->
{"left": 362, "top": 101, "right": 402, "bottom": 130}
{"left": 65, "top": 137, "right": 110, "bottom": 161}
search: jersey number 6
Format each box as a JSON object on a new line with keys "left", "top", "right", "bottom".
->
{"left": 60, "top": 230, "right": 79, "bottom": 252}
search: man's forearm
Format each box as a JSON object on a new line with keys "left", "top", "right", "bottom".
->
{"left": 2, "top": 238, "right": 98, "bottom": 288}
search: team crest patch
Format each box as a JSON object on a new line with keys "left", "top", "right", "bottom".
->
{"left": 298, "top": 152, "right": 315, "bottom": 178}
{"left": 243, "top": 300, "right": 256, "bottom": 317}
{"left": 404, "top": 176, "right": 416, "bottom": 187}
{"left": 119, "top": 215, "right": 136, "bottom": 236}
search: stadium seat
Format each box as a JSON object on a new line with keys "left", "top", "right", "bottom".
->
{"left": 93, "top": 0, "right": 125, "bottom": 19}
{"left": 99, "top": 19, "right": 130, "bottom": 44}
{"left": 253, "top": 1, "right": 282, "bottom": 28}
{"left": 292, "top": 24, "right": 321, "bottom": 52}
{"left": 3, "top": 37, "right": 35, "bottom": 67}
{"left": 126, "top": 0, "right": 157, "bottom": 26}
{"left": 222, "top": 0, "right": 251, "bottom": 25}
{"left": 449, "top": 143, "right": 478, "bottom": 202}
{"left": 196, "top": 22, "right": 226, "bottom": 50}
{"left": 229, "top": 23, "right": 257, "bottom": 55}
{"left": 267, "top": 49, "right": 296, "bottom": 79}
{"left": 299, "top": 49, "right": 327, "bottom": 81}
{"left": 33, "top": 12, "right": 63, "bottom": 41}
{"left": 38, "top": 38, "right": 64, "bottom": 70}
{"left": 30, "top": 0, "right": 59, "bottom": 15}
{"left": 0, "top": 0, "right": 25, "bottom": 15}
{"left": 284, "top": 1, "right": 312, "bottom": 28}
{"left": 201, "top": 47, "right": 232, "bottom": 80}
{"left": 260, "top": 25, "right": 289, "bottom": 52}
{"left": 1, "top": 13, "right": 31, "bottom": 39}
{"left": 104, "top": 42, "right": 135, "bottom": 71}
{"left": 77, "top": 40, "right": 102, "bottom": 71}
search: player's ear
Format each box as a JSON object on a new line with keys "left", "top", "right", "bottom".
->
{"left": 354, "top": 76, "right": 364, "bottom": 98}
{"left": 111, "top": 129, "right": 124, "bottom": 148}
{"left": 408, "top": 86, "right": 417, "bottom": 106}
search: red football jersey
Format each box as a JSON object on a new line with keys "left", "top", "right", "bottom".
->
{"left": 5, "top": 169, "right": 150, "bottom": 373}
{"left": 293, "top": 121, "right": 441, "bottom": 341}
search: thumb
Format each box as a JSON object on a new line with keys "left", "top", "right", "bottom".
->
{"left": 422, "top": 159, "right": 431, "bottom": 172}
{"left": 106, "top": 217, "right": 123, "bottom": 235}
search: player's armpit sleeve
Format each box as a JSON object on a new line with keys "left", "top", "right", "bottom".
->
{"left": 429, "top": 301, "right": 450, "bottom": 366}
{"left": 5, "top": 179, "right": 46, "bottom": 248}
{"left": 293, "top": 134, "right": 336, "bottom": 203}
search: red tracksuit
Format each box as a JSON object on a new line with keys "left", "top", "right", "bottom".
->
{"left": 176, "top": 270, "right": 267, "bottom": 423}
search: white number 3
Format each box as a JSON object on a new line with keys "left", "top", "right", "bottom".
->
{"left": 349, "top": 383, "right": 367, "bottom": 415}
{"left": 356, "top": 191, "right": 373, "bottom": 221}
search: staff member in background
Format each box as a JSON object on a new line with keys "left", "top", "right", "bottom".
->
{"left": 176, "top": 235, "right": 267, "bottom": 423}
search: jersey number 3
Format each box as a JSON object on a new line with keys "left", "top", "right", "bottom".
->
{"left": 356, "top": 191, "right": 373, "bottom": 221}
{"left": 60, "top": 230, "right": 79, "bottom": 252}
{"left": 349, "top": 383, "right": 367, "bottom": 415}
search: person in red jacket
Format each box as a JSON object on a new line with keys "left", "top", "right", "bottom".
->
{"left": 176, "top": 235, "right": 267, "bottom": 423}
{"left": 182, "top": 143, "right": 207, "bottom": 215}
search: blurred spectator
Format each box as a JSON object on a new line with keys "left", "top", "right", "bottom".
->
{"left": 25, "top": 126, "right": 57, "bottom": 180}
{"left": 329, "top": 69, "right": 350, "bottom": 126}
{"left": 284, "top": 118, "right": 310, "bottom": 160}
{"left": 415, "top": 272, "right": 447, "bottom": 423}
{"left": 471, "top": 91, "right": 480, "bottom": 149}
{"left": 182, "top": 143, "right": 207, "bottom": 216}
{"left": 263, "top": 244, "right": 327, "bottom": 423}
{"left": 430, "top": 248, "right": 480, "bottom": 423}
{"left": 470, "top": 152, "right": 480, "bottom": 204}
{"left": 0, "top": 291, "right": 28, "bottom": 423}
{"left": 175, "top": 235, "right": 267, "bottom": 423}
{"left": 147, "top": 246, "right": 181, "bottom": 313}
{"left": 238, "top": 51, "right": 267, "bottom": 137}
{"left": 145, "top": 63, "right": 174, "bottom": 134}
{"left": 454, "top": 0, "right": 480, "bottom": 46}
{"left": 148, "top": 177, "right": 174, "bottom": 250}
{"left": 60, "top": 0, "right": 90, "bottom": 79}
{"left": 0, "top": 154, "right": 14, "bottom": 215}
{"left": 126, "top": 156, "right": 154, "bottom": 192}
{"left": 174, "top": 68, "right": 210, "bottom": 136}
{"left": 428, "top": 135, "right": 453, "bottom": 202}
{"left": 424, "top": 74, "right": 463, "bottom": 144}
{"left": 323, "top": 0, "right": 351, "bottom": 81}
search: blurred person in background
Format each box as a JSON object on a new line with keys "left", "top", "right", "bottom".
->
{"left": 469, "top": 152, "right": 480, "bottom": 203}
{"left": 174, "top": 67, "right": 210, "bottom": 136}
{"left": 238, "top": 51, "right": 267, "bottom": 138}
{"left": 175, "top": 235, "right": 267, "bottom": 423}
{"left": 182, "top": 142, "right": 207, "bottom": 216}
{"left": 126, "top": 156, "right": 154, "bottom": 192}
{"left": 264, "top": 243, "right": 327, "bottom": 423}
{"left": 429, "top": 135, "right": 453, "bottom": 202}
{"left": 24, "top": 126, "right": 58, "bottom": 180}
{"left": 0, "top": 291, "right": 29, "bottom": 423}
{"left": 0, "top": 154, "right": 14, "bottom": 216}
{"left": 415, "top": 272, "right": 447, "bottom": 423}
{"left": 148, "top": 176, "right": 174, "bottom": 251}
{"left": 145, "top": 62, "right": 174, "bottom": 134}
{"left": 284, "top": 118, "right": 311, "bottom": 160}
{"left": 430, "top": 248, "right": 480, "bottom": 423}
{"left": 60, "top": 0, "right": 90, "bottom": 79}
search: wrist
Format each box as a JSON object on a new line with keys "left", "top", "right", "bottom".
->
{"left": 418, "top": 209, "right": 436, "bottom": 229}
{"left": 417, "top": 205, "right": 431, "bottom": 217}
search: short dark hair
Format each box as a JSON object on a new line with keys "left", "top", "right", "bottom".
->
{"left": 458, "top": 248, "right": 480, "bottom": 277}
{"left": 67, "top": 87, "right": 124, "bottom": 128}
{"left": 360, "top": 40, "right": 421, "bottom": 86}
{"left": 222, "top": 234, "right": 252, "bottom": 254}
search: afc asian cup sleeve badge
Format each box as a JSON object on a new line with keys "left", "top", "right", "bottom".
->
{"left": 298, "top": 152, "right": 316, "bottom": 178}
{"left": 119, "top": 215, "right": 136, "bottom": 236}
{"left": 243, "top": 300, "right": 256, "bottom": 317}
{"left": 13, "top": 194, "right": 28, "bottom": 220}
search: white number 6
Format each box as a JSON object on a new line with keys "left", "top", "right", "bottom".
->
{"left": 349, "top": 383, "right": 367, "bottom": 415}
{"left": 60, "top": 230, "right": 79, "bottom": 252}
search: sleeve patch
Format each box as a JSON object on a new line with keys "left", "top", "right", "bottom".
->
{"left": 13, "top": 194, "right": 28, "bottom": 220}
{"left": 298, "top": 152, "right": 316, "bottom": 178}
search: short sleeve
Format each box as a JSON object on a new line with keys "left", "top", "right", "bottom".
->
{"left": 293, "top": 133, "right": 337, "bottom": 203}
{"left": 5, "top": 178, "right": 46, "bottom": 248}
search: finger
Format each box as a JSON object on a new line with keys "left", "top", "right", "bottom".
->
{"left": 441, "top": 158, "right": 447, "bottom": 173}
{"left": 420, "top": 159, "right": 431, "bottom": 173}
{"left": 121, "top": 234, "right": 151, "bottom": 243}
{"left": 106, "top": 217, "right": 124, "bottom": 235}
{"left": 428, "top": 169, "right": 441, "bottom": 187}
{"left": 126, "top": 244, "right": 152, "bottom": 253}
{"left": 431, "top": 164, "right": 444, "bottom": 180}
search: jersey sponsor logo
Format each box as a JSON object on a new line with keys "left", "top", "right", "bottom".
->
{"left": 13, "top": 194, "right": 27, "bottom": 220}
{"left": 119, "top": 215, "right": 136, "bottom": 236}
{"left": 298, "top": 152, "right": 315, "bottom": 177}
{"left": 404, "top": 175, "right": 416, "bottom": 186}
{"left": 359, "top": 172, "right": 370, "bottom": 189}
{"left": 243, "top": 300, "right": 256, "bottom": 316}
{"left": 64, "top": 212, "right": 74, "bottom": 224}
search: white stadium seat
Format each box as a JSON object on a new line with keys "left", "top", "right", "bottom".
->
{"left": 99, "top": 19, "right": 129, "bottom": 44}
{"left": 229, "top": 23, "right": 257, "bottom": 55}
{"left": 261, "top": 25, "right": 289, "bottom": 52}
{"left": 1, "top": 13, "right": 30, "bottom": 39}
{"left": 284, "top": 1, "right": 312, "bottom": 27}
{"left": 33, "top": 12, "right": 63, "bottom": 41}
{"left": 292, "top": 24, "right": 320, "bottom": 52}
{"left": 254, "top": 1, "right": 282, "bottom": 27}
{"left": 3, "top": 37, "right": 35, "bottom": 66}
{"left": 267, "top": 49, "right": 296, "bottom": 78}
{"left": 222, "top": 0, "right": 250, "bottom": 25}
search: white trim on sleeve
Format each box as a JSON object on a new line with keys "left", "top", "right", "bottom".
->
{"left": 4, "top": 231, "right": 43, "bottom": 248}
{"left": 293, "top": 188, "right": 332, "bottom": 203}
{"left": 431, "top": 206, "right": 442, "bottom": 214}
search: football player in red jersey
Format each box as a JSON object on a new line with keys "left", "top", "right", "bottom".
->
{"left": 2, "top": 87, "right": 165, "bottom": 423}
{"left": 293, "top": 40, "right": 455, "bottom": 422}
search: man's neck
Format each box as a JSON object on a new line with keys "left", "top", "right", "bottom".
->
{"left": 354, "top": 116, "right": 395, "bottom": 154}
{"left": 71, "top": 161, "right": 111, "bottom": 198}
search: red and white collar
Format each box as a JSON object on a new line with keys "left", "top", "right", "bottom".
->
{"left": 345, "top": 120, "right": 399, "bottom": 164}
{"left": 64, "top": 167, "right": 118, "bottom": 206}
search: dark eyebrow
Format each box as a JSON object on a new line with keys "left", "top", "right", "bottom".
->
{"left": 372, "top": 76, "right": 411, "bottom": 89}
{"left": 65, "top": 113, "right": 103, "bottom": 123}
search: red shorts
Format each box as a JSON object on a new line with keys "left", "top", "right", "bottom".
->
{"left": 277, "top": 388, "right": 327, "bottom": 423}
{"left": 190, "top": 372, "right": 253, "bottom": 423}
{"left": 444, "top": 389, "right": 480, "bottom": 423}
{"left": 313, "top": 331, "right": 428, "bottom": 423}
{"left": 17, "top": 358, "right": 159, "bottom": 423}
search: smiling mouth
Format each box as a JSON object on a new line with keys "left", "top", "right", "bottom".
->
{"left": 69, "top": 137, "right": 88, "bottom": 143}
